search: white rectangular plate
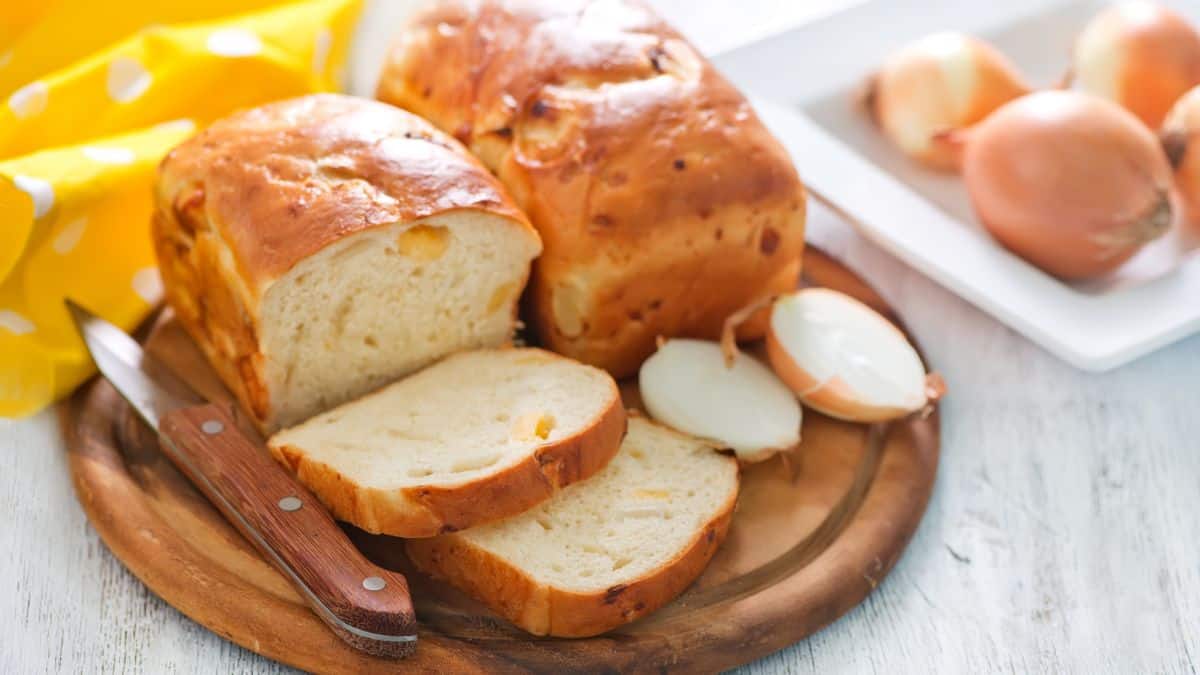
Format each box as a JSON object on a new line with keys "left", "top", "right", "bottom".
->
{"left": 712, "top": 0, "right": 1200, "bottom": 371}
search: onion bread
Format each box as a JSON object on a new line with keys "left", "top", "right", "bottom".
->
{"left": 267, "top": 348, "right": 626, "bottom": 538}
{"left": 406, "top": 415, "right": 739, "bottom": 637}
{"left": 376, "top": 0, "right": 807, "bottom": 379}
{"left": 153, "top": 94, "right": 542, "bottom": 433}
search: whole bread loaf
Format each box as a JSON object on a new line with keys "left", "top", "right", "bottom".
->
{"left": 377, "top": 0, "right": 807, "bottom": 378}
{"left": 153, "top": 94, "right": 542, "bottom": 432}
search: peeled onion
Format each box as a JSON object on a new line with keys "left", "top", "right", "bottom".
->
{"left": 866, "top": 32, "right": 1031, "bottom": 171}
{"left": 1071, "top": 1, "right": 1200, "bottom": 129}
{"left": 639, "top": 338, "right": 801, "bottom": 463}
{"left": 1162, "top": 85, "right": 1200, "bottom": 229}
{"left": 764, "top": 288, "right": 938, "bottom": 423}
{"left": 963, "top": 90, "right": 1174, "bottom": 280}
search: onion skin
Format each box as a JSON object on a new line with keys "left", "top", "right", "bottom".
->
{"left": 763, "top": 289, "right": 935, "bottom": 423}
{"left": 1072, "top": 1, "right": 1200, "bottom": 129}
{"left": 1162, "top": 85, "right": 1200, "bottom": 230}
{"left": 766, "top": 328, "right": 917, "bottom": 423}
{"left": 963, "top": 91, "right": 1175, "bottom": 280}
{"left": 867, "top": 32, "right": 1031, "bottom": 172}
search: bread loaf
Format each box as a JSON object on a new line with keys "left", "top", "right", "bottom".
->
{"left": 377, "top": 0, "right": 807, "bottom": 378}
{"left": 406, "top": 415, "right": 739, "bottom": 637}
{"left": 267, "top": 348, "right": 626, "bottom": 538}
{"left": 153, "top": 94, "right": 541, "bottom": 432}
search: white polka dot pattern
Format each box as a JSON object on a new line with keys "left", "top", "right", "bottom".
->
{"left": 106, "top": 57, "right": 152, "bottom": 103}
{"left": 81, "top": 146, "right": 136, "bottom": 165}
{"left": 53, "top": 218, "right": 88, "bottom": 255}
{"left": 8, "top": 81, "right": 48, "bottom": 118}
{"left": 131, "top": 267, "right": 163, "bottom": 303}
{"left": 153, "top": 118, "right": 196, "bottom": 134}
{"left": 12, "top": 175, "right": 54, "bottom": 219}
{"left": 207, "top": 29, "right": 263, "bottom": 57}
{"left": 0, "top": 310, "right": 35, "bottom": 336}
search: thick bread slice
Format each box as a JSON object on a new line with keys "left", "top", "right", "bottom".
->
{"left": 406, "top": 416, "right": 739, "bottom": 637}
{"left": 268, "top": 348, "right": 625, "bottom": 538}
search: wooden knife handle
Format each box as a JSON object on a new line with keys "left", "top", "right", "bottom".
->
{"left": 158, "top": 403, "right": 417, "bottom": 658}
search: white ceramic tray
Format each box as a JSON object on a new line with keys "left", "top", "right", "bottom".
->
{"left": 711, "top": 0, "right": 1200, "bottom": 371}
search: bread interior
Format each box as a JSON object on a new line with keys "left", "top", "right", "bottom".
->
{"left": 260, "top": 211, "right": 538, "bottom": 429}
{"left": 458, "top": 417, "right": 737, "bottom": 591}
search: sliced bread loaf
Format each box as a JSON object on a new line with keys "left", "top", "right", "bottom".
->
{"left": 154, "top": 94, "right": 542, "bottom": 433}
{"left": 405, "top": 416, "right": 740, "bottom": 637}
{"left": 267, "top": 348, "right": 625, "bottom": 538}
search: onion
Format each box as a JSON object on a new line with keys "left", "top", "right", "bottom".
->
{"left": 761, "top": 289, "right": 940, "bottom": 423}
{"left": 638, "top": 338, "right": 801, "bottom": 463}
{"left": 1162, "top": 85, "right": 1200, "bottom": 229}
{"left": 962, "top": 90, "right": 1174, "bottom": 280}
{"left": 865, "top": 32, "right": 1031, "bottom": 171}
{"left": 1071, "top": 1, "right": 1200, "bottom": 129}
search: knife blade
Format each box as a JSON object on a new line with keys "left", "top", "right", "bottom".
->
{"left": 66, "top": 300, "right": 418, "bottom": 658}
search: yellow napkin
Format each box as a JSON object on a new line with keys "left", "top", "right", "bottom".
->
{"left": 0, "top": 0, "right": 362, "bottom": 417}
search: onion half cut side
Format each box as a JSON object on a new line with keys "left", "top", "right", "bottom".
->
{"left": 765, "top": 288, "right": 940, "bottom": 423}
{"left": 639, "top": 339, "right": 802, "bottom": 463}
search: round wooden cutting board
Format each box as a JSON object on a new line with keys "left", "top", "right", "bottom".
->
{"left": 61, "top": 247, "right": 940, "bottom": 674}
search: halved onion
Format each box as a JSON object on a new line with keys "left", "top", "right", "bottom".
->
{"left": 1070, "top": 1, "right": 1200, "bottom": 129}
{"left": 764, "top": 288, "right": 939, "bottom": 423}
{"left": 865, "top": 32, "right": 1031, "bottom": 171}
{"left": 639, "top": 338, "right": 801, "bottom": 463}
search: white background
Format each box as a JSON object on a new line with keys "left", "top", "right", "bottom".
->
{"left": 2, "top": 1, "right": 1198, "bottom": 672}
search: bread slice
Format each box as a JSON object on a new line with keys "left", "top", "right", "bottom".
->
{"left": 406, "top": 416, "right": 739, "bottom": 637}
{"left": 268, "top": 348, "right": 625, "bottom": 538}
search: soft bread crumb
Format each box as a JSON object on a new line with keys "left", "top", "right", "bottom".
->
{"left": 449, "top": 417, "right": 738, "bottom": 591}
{"left": 268, "top": 349, "right": 613, "bottom": 489}
{"left": 259, "top": 212, "right": 537, "bottom": 429}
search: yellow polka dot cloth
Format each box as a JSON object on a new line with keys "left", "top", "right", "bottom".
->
{"left": 0, "top": 0, "right": 362, "bottom": 417}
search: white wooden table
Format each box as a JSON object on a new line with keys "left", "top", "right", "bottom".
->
{"left": 3, "top": 1, "right": 1199, "bottom": 673}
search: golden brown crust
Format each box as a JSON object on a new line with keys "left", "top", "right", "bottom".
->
{"left": 152, "top": 94, "right": 538, "bottom": 431}
{"left": 405, "top": 477, "right": 738, "bottom": 637}
{"left": 157, "top": 94, "right": 533, "bottom": 288}
{"left": 267, "top": 356, "right": 627, "bottom": 538}
{"left": 377, "top": 0, "right": 807, "bottom": 378}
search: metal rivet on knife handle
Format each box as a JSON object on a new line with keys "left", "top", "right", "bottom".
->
{"left": 65, "top": 302, "right": 420, "bottom": 656}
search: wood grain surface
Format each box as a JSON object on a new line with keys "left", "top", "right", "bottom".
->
{"left": 4, "top": 2, "right": 1200, "bottom": 673}
{"left": 158, "top": 404, "right": 418, "bottom": 657}
{"left": 54, "top": 244, "right": 938, "bottom": 674}
{"left": 5, "top": 200, "right": 1199, "bottom": 675}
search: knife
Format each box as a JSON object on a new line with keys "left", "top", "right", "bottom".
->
{"left": 66, "top": 300, "right": 418, "bottom": 659}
